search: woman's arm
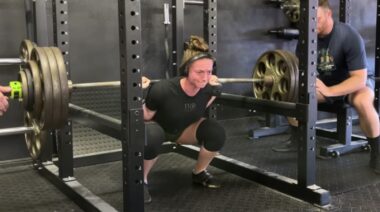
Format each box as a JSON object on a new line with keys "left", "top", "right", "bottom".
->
{"left": 206, "top": 75, "right": 220, "bottom": 107}
{"left": 143, "top": 104, "right": 156, "bottom": 121}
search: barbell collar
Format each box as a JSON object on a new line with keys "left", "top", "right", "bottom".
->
{"left": 0, "top": 126, "right": 34, "bottom": 137}
{"left": 0, "top": 58, "right": 26, "bottom": 66}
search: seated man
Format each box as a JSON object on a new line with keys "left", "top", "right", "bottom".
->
{"left": 272, "top": 0, "right": 380, "bottom": 174}
{"left": 0, "top": 85, "right": 11, "bottom": 116}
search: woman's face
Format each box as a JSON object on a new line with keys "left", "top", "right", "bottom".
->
{"left": 187, "top": 58, "right": 214, "bottom": 88}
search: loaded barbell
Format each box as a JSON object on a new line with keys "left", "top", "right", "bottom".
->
{"left": 11, "top": 41, "right": 300, "bottom": 123}
{"left": 2, "top": 40, "right": 302, "bottom": 159}
{"left": 54, "top": 50, "right": 295, "bottom": 102}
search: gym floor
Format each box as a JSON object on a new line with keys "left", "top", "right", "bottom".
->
{"left": 1, "top": 88, "right": 380, "bottom": 211}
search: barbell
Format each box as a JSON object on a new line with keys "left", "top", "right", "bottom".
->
{"left": 12, "top": 41, "right": 299, "bottom": 129}
{"left": 3, "top": 40, "right": 300, "bottom": 159}
{"left": 68, "top": 77, "right": 271, "bottom": 89}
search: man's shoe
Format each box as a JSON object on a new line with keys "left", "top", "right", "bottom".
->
{"left": 368, "top": 138, "right": 380, "bottom": 174}
{"left": 369, "top": 150, "right": 380, "bottom": 174}
{"left": 369, "top": 156, "right": 380, "bottom": 174}
{"left": 144, "top": 183, "right": 152, "bottom": 204}
{"left": 192, "top": 170, "right": 221, "bottom": 188}
{"left": 272, "top": 138, "right": 297, "bottom": 152}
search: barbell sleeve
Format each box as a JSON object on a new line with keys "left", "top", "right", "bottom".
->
{"left": 0, "top": 126, "right": 34, "bottom": 137}
{"left": 0, "top": 58, "right": 25, "bottom": 66}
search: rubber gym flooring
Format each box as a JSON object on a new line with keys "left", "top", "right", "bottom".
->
{"left": 1, "top": 88, "right": 380, "bottom": 211}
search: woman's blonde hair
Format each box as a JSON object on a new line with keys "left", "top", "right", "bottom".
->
{"left": 179, "top": 35, "right": 214, "bottom": 76}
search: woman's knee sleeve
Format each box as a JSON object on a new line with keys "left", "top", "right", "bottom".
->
{"left": 144, "top": 122, "right": 165, "bottom": 160}
{"left": 196, "top": 119, "right": 226, "bottom": 152}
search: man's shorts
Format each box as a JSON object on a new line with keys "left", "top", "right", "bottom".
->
{"left": 323, "top": 77, "right": 375, "bottom": 104}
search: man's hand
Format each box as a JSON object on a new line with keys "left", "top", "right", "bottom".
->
{"left": 316, "top": 78, "right": 332, "bottom": 97}
{"left": 0, "top": 86, "right": 12, "bottom": 116}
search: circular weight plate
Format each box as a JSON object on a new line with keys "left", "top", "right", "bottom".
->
{"left": 283, "top": 0, "right": 300, "bottom": 23}
{"left": 31, "top": 47, "right": 54, "bottom": 130}
{"left": 18, "top": 70, "right": 29, "bottom": 109}
{"left": 272, "top": 49, "right": 296, "bottom": 102}
{"left": 42, "top": 47, "right": 62, "bottom": 129}
{"left": 252, "top": 54, "right": 269, "bottom": 100}
{"left": 253, "top": 51, "right": 278, "bottom": 100}
{"left": 252, "top": 50, "right": 297, "bottom": 102}
{"left": 24, "top": 67, "right": 35, "bottom": 111}
{"left": 282, "top": 50, "right": 299, "bottom": 102}
{"left": 51, "top": 47, "right": 69, "bottom": 128}
{"left": 274, "top": 50, "right": 296, "bottom": 102}
{"left": 19, "top": 40, "right": 36, "bottom": 61}
{"left": 28, "top": 61, "right": 43, "bottom": 119}
{"left": 24, "top": 112, "right": 42, "bottom": 160}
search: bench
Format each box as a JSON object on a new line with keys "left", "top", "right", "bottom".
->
{"left": 317, "top": 101, "right": 368, "bottom": 157}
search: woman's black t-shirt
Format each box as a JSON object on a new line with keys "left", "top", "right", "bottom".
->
{"left": 145, "top": 77, "right": 215, "bottom": 134}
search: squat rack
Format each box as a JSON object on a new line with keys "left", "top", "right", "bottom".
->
{"left": 168, "top": 0, "right": 330, "bottom": 207}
